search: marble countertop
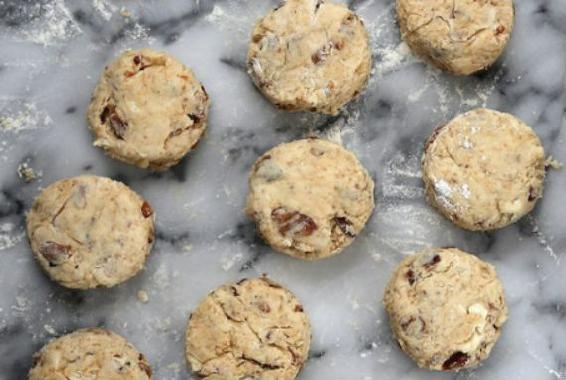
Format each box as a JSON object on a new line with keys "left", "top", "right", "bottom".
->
{"left": 1, "top": 0, "right": 565, "bottom": 379}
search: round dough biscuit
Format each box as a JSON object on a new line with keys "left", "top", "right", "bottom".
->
{"left": 246, "top": 138, "right": 375, "bottom": 260}
{"left": 383, "top": 248, "right": 508, "bottom": 371}
{"left": 88, "top": 49, "right": 209, "bottom": 171}
{"left": 185, "top": 277, "right": 311, "bottom": 380}
{"left": 29, "top": 328, "right": 152, "bottom": 380}
{"left": 422, "top": 108, "right": 545, "bottom": 231}
{"left": 396, "top": 0, "right": 514, "bottom": 75}
{"left": 26, "top": 175, "right": 155, "bottom": 289}
{"left": 247, "top": 0, "right": 371, "bottom": 115}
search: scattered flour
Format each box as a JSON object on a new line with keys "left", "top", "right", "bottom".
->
{"left": 0, "top": 101, "right": 52, "bottom": 134}
{"left": 92, "top": 0, "right": 117, "bottom": 21}
{"left": 221, "top": 252, "right": 244, "bottom": 271}
{"left": 0, "top": 223, "right": 25, "bottom": 251}
{"left": 461, "top": 184, "right": 471, "bottom": 199}
{"left": 20, "top": 0, "right": 82, "bottom": 46}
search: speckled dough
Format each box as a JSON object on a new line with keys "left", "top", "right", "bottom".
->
{"left": 396, "top": 0, "right": 514, "bottom": 75}
{"left": 422, "top": 108, "right": 545, "bottom": 231}
{"left": 88, "top": 49, "right": 209, "bottom": 170}
{"left": 29, "top": 328, "right": 152, "bottom": 380}
{"left": 186, "top": 277, "right": 311, "bottom": 380}
{"left": 246, "top": 138, "right": 374, "bottom": 260}
{"left": 26, "top": 175, "right": 155, "bottom": 289}
{"left": 383, "top": 248, "right": 508, "bottom": 372}
{"left": 247, "top": 0, "right": 371, "bottom": 115}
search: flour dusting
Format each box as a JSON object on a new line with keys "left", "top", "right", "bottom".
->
{"left": 19, "top": 0, "right": 82, "bottom": 46}
{"left": 0, "top": 223, "right": 25, "bottom": 251}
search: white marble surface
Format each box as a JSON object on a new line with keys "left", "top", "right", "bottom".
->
{"left": 0, "top": 0, "right": 565, "bottom": 379}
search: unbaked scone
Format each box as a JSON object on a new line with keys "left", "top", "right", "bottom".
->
{"left": 26, "top": 175, "right": 155, "bottom": 289}
{"left": 246, "top": 138, "right": 374, "bottom": 260}
{"left": 396, "top": 0, "right": 514, "bottom": 75}
{"left": 383, "top": 248, "right": 508, "bottom": 371}
{"left": 422, "top": 108, "right": 545, "bottom": 231}
{"left": 88, "top": 49, "right": 209, "bottom": 170}
{"left": 29, "top": 328, "right": 152, "bottom": 380}
{"left": 247, "top": 0, "right": 371, "bottom": 115}
{"left": 186, "top": 277, "right": 311, "bottom": 380}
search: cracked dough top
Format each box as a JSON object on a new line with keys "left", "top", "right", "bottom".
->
{"left": 185, "top": 277, "right": 311, "bottom": 380}
{"left": 26, "top": 175, "right": 155, "bottom": 289}
{"left": 247, "top": 0, "right": 371, "bottom": 115}
{"left": 396, "top": 0, "right": 514, "bottom": 75}
{"left": 29, "top": 328, "right": 152, "bottom": 380}
{"left": 245, "top": 138, "right": 375, "bottom": 260}
{"left": 422, "top": 108, "right": 545, "bottom": 231}
{"left": 87, "top": 49, "right": 209, "bottom": 171}
{"left": 383, "top": 248, "right": 508, "bottom": 372}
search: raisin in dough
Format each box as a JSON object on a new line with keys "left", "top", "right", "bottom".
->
{"left": 26, "top": 175, "right": 155, "bottom": 289}
{"left": 88, "top": 49, "right": 209, "bottom": 171}
{"left": 186, "top": 277, "right": 311, "bottom": 380}
{"left": 246, "top": 138, "right": 374, "bottom": 260}
{"left": 383, "top": 248, "right": 508, "bottom": 372}
{"left": 247, "top": 0, "right": 371, "bottom": 115}
{"left": 396, "top": 0, "right": 514, "bottom": 75}
{"left": 422, "top": 108, "right": 545, "bottom": 231}
{"left": 29, "top": 328, "right": 152, "bottom": 380}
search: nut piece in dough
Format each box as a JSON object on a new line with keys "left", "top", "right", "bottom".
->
{"left": 185, "top": 277, "right": 311, "bottom": 380}
{"left": 383, "top": 248, "right": 508, "bottom": 371}
{"left": 26, "top": 175, "right": 155, "bottom": 289}
{"left": 29, "top": 328, "right": 152, "bottom": 380}
{"left": 246, "top": 138, "right": 375, "bottom": 260}
{"left": 422, "top": 108, "right": 545, "bottom": 231}
{"left": 247, "top": 0, "right": 372, "bottom": 115}
{"left": 88, "top": 49, "right": 209, "bottom": 170}
{"left": 396, "top": 0, "right": 514, "bottom": 75}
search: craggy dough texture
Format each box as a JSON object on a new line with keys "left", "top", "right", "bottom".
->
{"left": 246, "top": 138, "right": 374, "bottom": 260}
{"left": 396, "top": 0, "right": 514, "bottom": 75}
{"left": 383, "top": 248, "right": 508, "bottom": 372}
{"left": 29, "top": 328, "right": 152, "bottom": 380}
{"left": 26, "top": 175, "right": 155, "bottom": 289}
{"left": 422, "top": 108, "right": 545, "bottom": 231}
{"left": 88, "top": 49, "right": 209, "bottom": 171}
{"left": 186, "top": 277, "right": 311, "bottom": 380}
{"left": 247, "top": 0, "right": 371, "bottom": 115}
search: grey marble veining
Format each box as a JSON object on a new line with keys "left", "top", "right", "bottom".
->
{"left": 0, "top": 0, "right": 565, "bottom": 379}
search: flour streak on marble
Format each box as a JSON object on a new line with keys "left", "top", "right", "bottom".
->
{"left": 0, "top": 0, "right": 565, "bottom": 379}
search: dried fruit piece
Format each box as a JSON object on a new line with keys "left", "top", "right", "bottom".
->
{"left": 424, "top": 254, "right": 441, "bottom": 269}
{"left": 406, "top": 269, "right": 416, "bottom": 285}
{"left": 295, "top": 305, "right": 304, "bottom": 312}
{"left": 528, "top": 186, "right": 537, "bottom": 201}
{"left": 333, "top": 216, "right": 356, "bottom": 237}
{"left": 442, "top": 351, "right": 469, "bottom": 371}
{"left": 188, "top": 113, "right": 201, "bottom": 124}
{"left": 271, "top": 207, "right": 317, "bottom": 237}
{"left": 138, "top": 356, "right": 152, "bottom": 377}
{"left": 39, "top": 241, "right": 71, "bottom": 267}
{"left": 133, "top": 55, "right": 142, "bottom": 65}
{"left": 141, "top": 201, "right": 153, "bottom": 218}
{"left": 109, "top": 114, "right": 127, "bottom": 139}
{"left": 100, "top": 105, "right": 114, "bottom": 123}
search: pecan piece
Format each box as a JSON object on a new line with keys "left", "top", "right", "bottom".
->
{"left": 442, "top": 351, "right": 469, "bottom": 371}
{"left": 188, "top": 113, "right": 202, "bottom": 124}
{"left": 141, "top": 201, "right": 153, "bottom": 218}
{"left": 333, "top": 216, "right": 356, "bottom": 237}
{"left": 39, "top": 241, "right": 71, "bottom": 266}
{"left": 294, "top": 304, "right": 304, "bottom": 312}
{"left": 257, "top": 301, "right": 271, "bottom": 313}
{"left": 271, "top": 207, "right": 317, "bottom": 237}
{"left": 100, "top": 105, "right": 114, "bottom": 123}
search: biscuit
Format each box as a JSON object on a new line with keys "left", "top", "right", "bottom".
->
{"left": 383, "top": 248, "right": 508, "bottom": 371}
{"left": 186, "top": 277, "right": 311, "bottom": 380}
{"left": 247, "top": 0, "right": 371, "bottom": 115}
{"left": 396, "top": 0, "right": 514, "bottom": 75}
{"left": 246, "top": 138, "right": 374, "bottom": 260}
{"left": 88, "top": 49, "right": 209, "bottom": 170}
{"left": 29, "top": 328, "right": 152, "bottom": 380}
{"left": 422, "top": 108, "right": 545, "bottom": 231}
{"left": 26, "top": 175, "right": 155, "bottom": 289}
